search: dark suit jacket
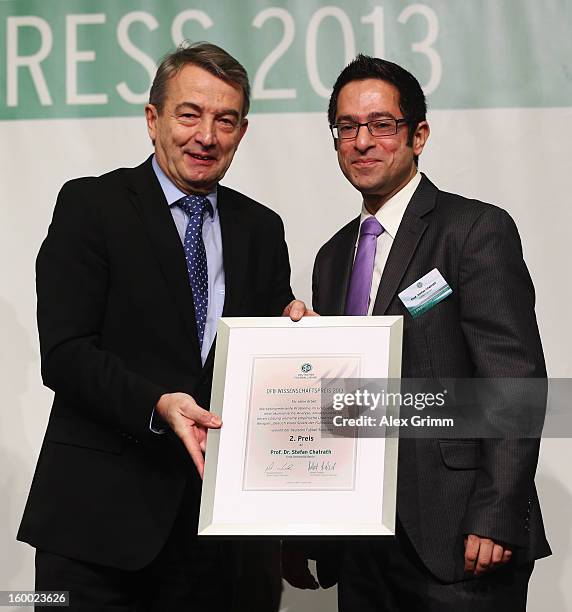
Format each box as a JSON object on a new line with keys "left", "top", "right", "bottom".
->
{"left": 18, "top": 157, "right": 294, "bottom": 570}
{"left": 312, "top": 174, "right": 550, "bottom": 584}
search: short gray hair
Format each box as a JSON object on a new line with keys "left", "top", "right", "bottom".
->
{"left": 149, "top": 41, "right": 250, "bottom": 118}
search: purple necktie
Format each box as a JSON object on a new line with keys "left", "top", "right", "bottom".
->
{"left": 345, "top": 216, "right": 384, "bottom": 315}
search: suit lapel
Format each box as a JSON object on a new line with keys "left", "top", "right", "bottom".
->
{"left": 217, "top": 185, "right": 251, "bottom": 317}
{"left": 372, "top": 174, "right": 437, "bottom": 315}
{"left": 200, "top": 186, "right": 251, "bottom": 373}
{"left": 326, "top": 219, "right": 359, "bottom": 315}
{"left": 125, "top": 157, "right": 202, "bottom": 363}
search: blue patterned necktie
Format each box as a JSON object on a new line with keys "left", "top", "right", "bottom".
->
{"left": 176, "top": 195, "right": 213, "bottom": 349}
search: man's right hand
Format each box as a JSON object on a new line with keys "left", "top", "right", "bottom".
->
{"left": 155, "top": 392, "right": 222, "bottom": 478}
{"left": 281, "top": 546, "right": 319, "bottom": 590}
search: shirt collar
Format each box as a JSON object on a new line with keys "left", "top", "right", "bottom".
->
{"left": 359, "top": 171, "right": 421, "bottom": 239}
{"left": 152, "top": 155, "right": 218, "bottom": 216}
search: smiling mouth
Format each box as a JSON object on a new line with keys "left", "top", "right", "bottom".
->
{"left": 187, "top": 152, "right": 216, "bottom": 162}
{"left": 353, "top": 158, "right": 379, "bottom": 165}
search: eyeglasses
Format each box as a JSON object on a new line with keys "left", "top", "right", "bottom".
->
{"left": 330, "top": 118, "right": 409, "bottom": 140}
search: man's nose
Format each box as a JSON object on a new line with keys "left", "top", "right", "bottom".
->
{"left": 194, "top": 118, "right": 217, "bottom": 147}
{"left": 354, "top": 124, "right": 375, "bottom": 152}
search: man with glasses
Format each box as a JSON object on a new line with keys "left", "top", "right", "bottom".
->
{"left": 283, "top": 55, "right": 549, "bottom": 610}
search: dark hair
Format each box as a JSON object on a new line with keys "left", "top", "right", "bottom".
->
{"left": 149, "top": 41, "right": 250, "bottom": 118}
{"left": 328, "top": 54, "right": 426, "bottom": 153}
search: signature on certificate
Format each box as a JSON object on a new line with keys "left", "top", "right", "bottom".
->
{"left": 307, "top": 460, "right": 337, "bottom": 473}
{"left": 265, "top": 461, "right": 294, "bottom": 472}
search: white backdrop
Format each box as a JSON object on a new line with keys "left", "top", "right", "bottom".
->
{"left": 1, "top": 107, "right": 571, "bottom": 610}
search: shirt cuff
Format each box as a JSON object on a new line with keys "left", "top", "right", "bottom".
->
{"left": 149, "top": 408, "right": 167, "bottom": 434}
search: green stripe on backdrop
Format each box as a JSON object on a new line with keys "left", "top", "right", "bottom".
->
{"left": 0, "top": 0, "right": 570, "bottom": 119}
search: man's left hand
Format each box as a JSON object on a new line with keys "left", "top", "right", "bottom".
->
{"left": 282, "top": 299, "right": 318, "bottom": 321}
{"left": 464, "top": 534, "right": 512, "bottom": 576}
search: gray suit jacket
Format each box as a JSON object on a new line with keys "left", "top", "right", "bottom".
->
{"left": 312, "top": 174, "right": 551, "bottom": 583}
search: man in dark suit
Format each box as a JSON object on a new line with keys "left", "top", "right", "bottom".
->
{"left": 18, "top": 42, "right": 309, "bottom": 611}
{"left": 283, "top": 55, "right": 550, "bottom": 610}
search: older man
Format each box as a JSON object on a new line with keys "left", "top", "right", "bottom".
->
{"left": 19, "top": 42, "right": 307, "bottom": 611}
{"left": 284, "top": 54, "right": 550, "bottom": 611}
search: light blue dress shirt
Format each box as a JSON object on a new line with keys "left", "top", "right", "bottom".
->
{"left": 152, "top": 156, "right": 225, "bottom": 365}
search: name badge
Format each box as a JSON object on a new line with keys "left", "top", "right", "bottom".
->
{"left": 398, "top": 268, "right": 452, "bottom": 319}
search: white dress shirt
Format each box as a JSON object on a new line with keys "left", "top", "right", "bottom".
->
{"left": 355, "top": 172, "right": 421, "bottom": 315}
{"left": 152, "top": 156, "right": 225, "bottom": 365}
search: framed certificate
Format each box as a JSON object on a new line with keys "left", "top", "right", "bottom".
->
{"left": 198, "top": 315, "right": 402, "bottom": 536}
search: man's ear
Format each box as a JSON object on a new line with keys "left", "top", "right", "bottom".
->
{"left": 145, "top": 104, "right": 158, "bottom": 144}
{"left": 236, "top": 117, "right": 248, "bottom": 148}
{"left": 333, "top": 137, "right": 338, "bottom": 152}
{"left": 412, "top": 121, "right": 430, "bottom": 157}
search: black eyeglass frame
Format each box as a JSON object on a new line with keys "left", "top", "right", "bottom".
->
{"left": 329, "top": 118, "right": 412, "bottom": 140}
